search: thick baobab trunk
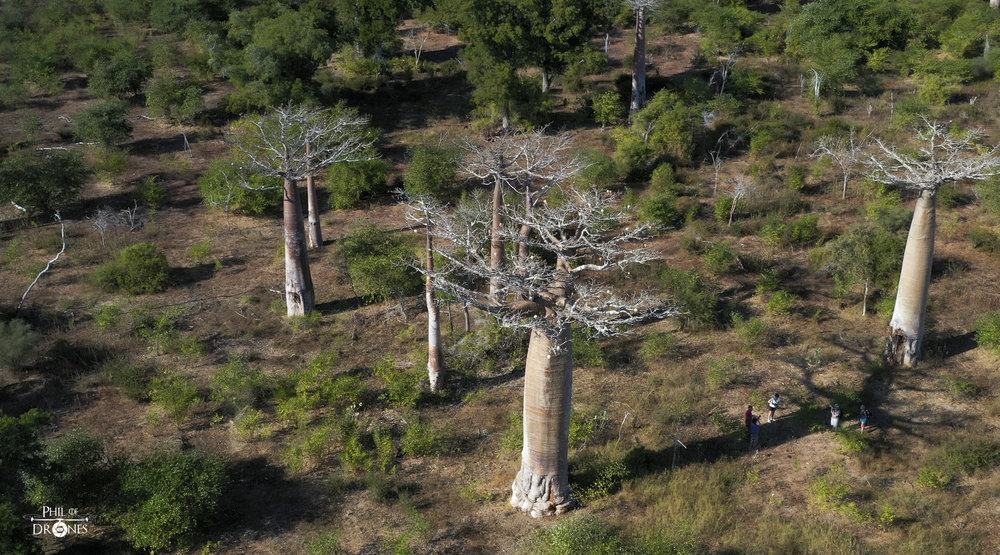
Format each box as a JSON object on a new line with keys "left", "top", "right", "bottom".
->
{"left": 283, "top": 178, "right": 316, "bottom": 317}
{"left": 630, "top": 6, "right": 647, "bottom": 114}
{"left": 511, "top": 325, "right": 574, "bottom": 517}
{"left": 425, "top": 221, "right": 444, "bottom": 393}
{"left": 305, "top": 142, "right": 323, "bottom": 249}
{"left": 489, "top": 180, "right": 504, "bottom": 301}
{"left": 886, "top": 189, "right": 936, "bottom": 366}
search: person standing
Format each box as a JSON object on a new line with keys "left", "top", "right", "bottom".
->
{"left": 859, "top": 404, "right": 871, "bottom": 432}
{"left": 767, "top": 393, "right": 782, "bottom": 423}
{"left": 749, "top": 415, "right": 761, "bottom": 452}
{"left": 830, "top": 403, "right": 842, "bottom": 429}
{"left": 745, "top": 405, "right": 754, "bottom": 441}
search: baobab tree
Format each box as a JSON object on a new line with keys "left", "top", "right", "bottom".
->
{"left": 227, "top": 104, "right": 376, "bottom": 316}
{"left": 460, "top": 130, "right": 582, "bottom": 301}
{"left": 863, "top": 119, "right": 1000, "bottom": 366}
{"left": 401, "top": 193, "right": 446, "bottom": 393}
{"left": 627, "top": 0, "right": 660, "bottom": 114}
{"left": 811, "top": 128, "right": 867, "bottom": 199}
{"left": 407, "top": 186, "right": 675, "bottom": 517}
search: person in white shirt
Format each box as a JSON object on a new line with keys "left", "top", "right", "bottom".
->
{"left": 767, "top": 393, "right": 782, "bottom": 423}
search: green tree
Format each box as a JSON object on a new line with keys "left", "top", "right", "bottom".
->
{"left": 88, "top": 50, "right": 152, "bottom": 100}
{"left": 0, "top": 408, "right": 50, "bottom": 555}
{"left": 95, "top": 242, "right": 171, "bottom": 295}
{"left": 199, "top": 160, "right": 282, "bottom": 218}
{"left": 0, "top": 150, "right": 90, "bottom": 216}
{"left": 117, "top": 452, "right": 227, "bottom": 553}
{"left": 403, "top": 142, "right": 460, "bottom": 199}
{"left": 74, "top": 101, "right": 133, "bottom": 147}
{"left": 337, "top": 223, "right": 421, "bottom": 303}
{"left": 333, "top": 0, "right": 404, "bottom": 57}
{"left": 145, "top": 73, "right": 204, "bottom": 124}
{"left": 592, "top": 89, "right": 624, "bottom": 129}
{"left": 814, "top": 225, "right": 904, "bottom": 315}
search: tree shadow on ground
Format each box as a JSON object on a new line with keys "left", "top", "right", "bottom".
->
{"left": 172, "top": 263, "right": 217, "bottom": 288}
{"left": 215, "top": 457, "right": 328, "bottom": 545}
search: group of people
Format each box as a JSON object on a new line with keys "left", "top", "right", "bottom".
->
{"left": 744, "top": 393, "right": 875, "bottom": 452}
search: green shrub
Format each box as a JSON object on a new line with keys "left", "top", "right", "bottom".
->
{"left": 638, "top": 331, "right": 678, "bottom": 364}
{"left": 977, "top": 176, "right": 1000, "bottom": 221}
{"left": 534, "top": 515, "right": 625, "bottom": 554}
{"left": 102, "top": 357, "right": 152, "bottom": 402}
{"left": 136, "top": 175, "right": 167, "bottom": 210}
{"left": 306, "top": 531, "right": 343, "bottom": 555}
{"left": 659, "top": 268, "right": 725, "bottom": 330}
{"left": 373, "top": 427, "right": 396, "bottom": 473}
{"left": 766, "top": 290, "right": 799, "bottom": 315}
{"left": 592, "top": 89, "right": 624, "bottom": 128}
{"left": 401, "top": 419, "right": 444, "bottom": 457}
{"left": 374, "top": 354, "right": 423, "bottom": 408}
{"left": 403, "top": 143, "right": 459, "bottom": 198}
{"left": 968, "top": 228, "right": 1000, "bottom": 255}
{"left": 975, "top": 311, "right": 1000, "bottom": 357}
{"left": 118, "top": 452, "right": 227, "bottom": 553}
{"left": 211, "top": 357, "right": 272, "bottom": 410}
{"left": 95, "top": 302, "right": 123, "bottom": 331}
{"left": 572, "top": 328, "right": 607, "bottom": 368}
{"left": 575, "top": 149, "right": 618, "bottom": 189}
{"left": 926, "top": 435, "right": 1000, "bottom": 479}
{"left": 639, "top": 192, "right": 683, "bottom": 229}
{"left": 572, "top": 452, "right": 629, "bottom": 504}
{"left": 732, "top": 313, "right": 769, "bottom": 349}
{"left": 500, "top": 411, "right": 523, "bottom": 451}
{"left": 703, "top": 241, "right": 737, "bottom": 276}
{"left": 23, "top": 430, "right": 121, "bottom": 511}
{"left": 0, "top": 149, "right": 90, "bottom": 216}
{"left": 0, "top": 319, "right": 42, "bottom": 370}
{"left": 199, "top": 160, "right": 282, "bottom": 216}
{"left": 917, "top": 466, "right": 951, "bottom": 489}
{"left": 145, "top": 72, "right": 203, "bottom": 123}
{"left": 786, "top": 164, "right": 807, "bottom": 190}
{"left": 339, "top": 419, "right": 371, "bottom": 473}
{"left": 714, "top": 196, "right": 734, "bottom": 223}
{"left": 756, "top": 269, "right": 780, "bottom": 295}
{"left": 89, "top": 50, "right": 151, "bottom": 100}
{"left": 707, "top": 355, "right": 745, "bottom": 389}
{"left": 832, "top": 428, "right": 870, "bottom": 454}
{"left": 75, "top": 101, "right": 132, "bottom": 147}
{"left": 94, "top": 148, "right": 128, "bottom": 184}
{"left": 233, "top": 408, "right": 270, "bottom": 440}
{"left": 95, "top": 242, "right": 171, "bottom": 294}
{"left": 337, "top": 223, "right": 421, "bottom": 303}
{"left": 149, "top": 370, "right": 202, "bottom": 422}
{"left": 612, "top": 128, "right": 653, "bottom": 179}
{"left": 327, "top": 159, "right": 388, "bottom": 209}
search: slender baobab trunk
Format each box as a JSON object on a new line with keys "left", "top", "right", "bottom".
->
{"left": 305, "top": 142, "right": 323, "bottom": 249}
{"left": 842, "top": 173, "right": 849, "bottom": 200}
{"left": 425, "top": 217, "right": 444, "bottom": 393}
{"left": 604, "top": 32, "right": 610, "bottom": 54}
{"left": 728, "top": 197, "right": 738, "bottom": 227}
{"left": 541, "top": 72, "right": 552, "bottom": 93}
{"left": 992, "top": 0, "right": 998, "bottom": 9}
{"left": 489, "top": 180, "right": 504, "bottom": 301}
{"left": 886, "top": 189, "right": 936, "bottom": 366}
{"left": 630, "top": 6, "right": 647, "bottom": 114}
{"left": 511, "top": 324, "right": 574, "bottom": 517}
{"left": 283, "top": 178, "right": 316, "bottom": 316}
{"left": 862, "top": 279, "right": 869, "bottom": 316}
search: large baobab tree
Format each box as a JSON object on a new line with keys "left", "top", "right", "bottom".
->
{"left": 407, "top": 186, "right": 675, "bottom": 517}
{"left": 627, "top": 0, "right": 660, "bottom": 114}
{"left": 811, "top": 128, "right": 867, "bottom": 199}
{"left": 228, "top": 104, "right": 376, "bottom": 316}
{"left": 863, "top": 119, "right": 1000, "bottom": 366}
{"left": 460, "top": 130, "right": 582, "bottom": 301}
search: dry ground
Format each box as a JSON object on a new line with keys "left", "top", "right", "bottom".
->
{"left": 3, "top": 22, "right": 1000, "bottom": 555}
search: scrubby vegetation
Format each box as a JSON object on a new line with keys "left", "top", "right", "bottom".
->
{"left": 3, "top": 0, "right": 1000, "bottom": 552}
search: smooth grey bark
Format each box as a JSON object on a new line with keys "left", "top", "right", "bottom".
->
{"left": 886, "top": 190, "right": 935, "bottom": 366}
{"left": 510, "top": 325, "right": 574, "bottom": 517}
{"left": 490, "top": 181, "right": 504, "bottom": 301}
{"left": 305, "top": 141, "right": 323, "bottom": 249}
{"left": 283, "top": 178, "right": 315, "bottom": 316}
{"left": 425, "top": 216, "right": 444, "bottom": 393}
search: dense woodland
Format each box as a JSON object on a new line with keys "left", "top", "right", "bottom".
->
{"left": 4, "top": 0, "right": 1000, "bottom": 552}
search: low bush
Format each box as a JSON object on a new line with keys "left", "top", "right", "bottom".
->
{"left": 102, "top": 357, "right": 152, "bottom": 402}
{"left": 148, "top": 370, "right": 202, "bottom": 422}
{"left": 974, "top": 310, "right": 1000, "bottom": 357}
{"left": 210, "top": 357, "right": 272, "bottom": 411}
{"left": 95, "top": 242, "right": 171, "bottom": 295}
{"left": 118, "top": 452, "right": 227, "bottom": 553}
{"left": 968, "top": 227, "right": 1000, "bottom": 255}
{"left": 766, "top": 290, "right": 799, "bottom": 315}
{"left": 0, "top": 318, "right": 42, "bottom": 370}
{"left": 403, "top": 143, "right": 459, "bottom": 199}
{"left": 703, "top": 241, "right": 737, "bottom": 276}
{"left": 572, "top": 328, "right": 607, "bottom": 368}
{"left": 638, "top": 331, "right": 678, "bottom": 364}
{"left": 327, "top": 159, "right": 388, "bottom": 209}
{"left": 374, "top": 354, "right": 423, "bottom": 408}
{"left": 337, "top": 223, "right": 421, "bottom": 304}
{"left": 23, "top": 430, "right": 121, "bottom": 511}
{"left": 659, "top": 268, "right": 725, "bottom": 331}
{"left": 533, "top": 515, "right": 626, "bottom": 554}
{"left": 401, "top": 419, "right": 444, "bottom": 457}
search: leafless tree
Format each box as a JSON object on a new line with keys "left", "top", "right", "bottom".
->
{"left": 707, "top": 128, "right": 751, "bottom": 195}
{"left": 403, "top": 25, "right": 431, "bottom": 70}
{"left": 862, "top": 119, "right": 1000, "bottom": 366}
{"left": 401, "top": 193, "right": 446, "bottom": 393}
{"left": 460, "top": 130, "right": 583, "bottom": 301}
{"left": 725, "top": 174, "right": 756, "bottom": 227}
{"left": 626, "top": 0, "right": 661, "bottom": 114}
{"left": 90, "top": 202, "right": 145, "bottom": 247}
{"left": 406, "top": 186, "right": 676, "bottom": 517}
{"left": 709, "top": 44, "right": 744, "bottom": 95}
{"left": 811, "top": 128, "right": 868, "bottom": 199}
{"left": 227, "top": 104, "right": 377, "bottom": 316}
{"left": 808, "top": 68, "right": 825, "bottom": 103}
